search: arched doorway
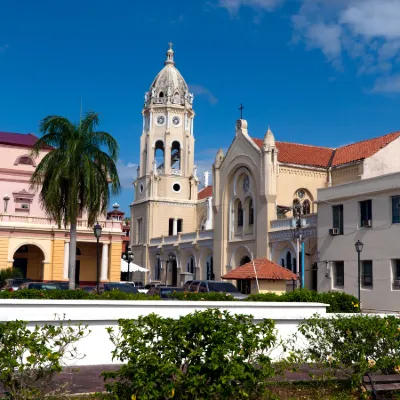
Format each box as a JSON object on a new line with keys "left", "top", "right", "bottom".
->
{"left": 169, "top": 253, "right": 178, "bottom": 286}
{"left": 206, "top": 255, "right": 214, "bottom": 280}
{"left": 13, "top": 245, "right": 45, "bottom": 281}
{"left": 240, "top": 256, "right": 251, "bottom": 266}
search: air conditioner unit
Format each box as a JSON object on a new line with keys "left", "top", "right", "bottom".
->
{"left": 393, "top": 280, "right": 400, "bottom": 288}
{"left": 329, "top": 228, "right": 340, "bottom": 236}
{"left": 363, "top": 219, "right": 372, "bottom": 227}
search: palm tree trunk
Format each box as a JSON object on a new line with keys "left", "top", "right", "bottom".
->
{"left": 68, "top": 222, "right": 77, "bottom": 290}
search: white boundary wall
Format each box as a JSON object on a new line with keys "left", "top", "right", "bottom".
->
{"left": 0, "top": 300, "right": 327, "bottom": 366}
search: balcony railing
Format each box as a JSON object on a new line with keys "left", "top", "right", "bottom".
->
{"left": 0, "top": 215, "right": 122, "bottom": 231}
{"left": 270, "top": 214, "right": 317, "bottom": 231}
{"left": 149, "top": 229, "right": 214, "bottom": 247}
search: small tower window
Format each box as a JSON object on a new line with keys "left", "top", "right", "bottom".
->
{"left": 171, "top": 141, "right": 181, "bottom": 171}
{"left": 302, "top": 200, "right": 311, "bottom": 215}
{"left": 159, "top": 91, "right": 164, "bottom": 98}
{"left": 154, "top": 140, "right": 165, "bottom": 173}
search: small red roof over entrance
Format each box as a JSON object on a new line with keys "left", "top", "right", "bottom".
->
{"left": 222, "top": 258, "right": 297, "bottom": 281}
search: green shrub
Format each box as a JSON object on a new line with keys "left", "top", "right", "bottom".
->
{"left": 244, "top": 289, "right": 360, "bottom": 313}
{"left": 168, "top": 291, "right": 235, "bottom": 301}
{"left": 0, "top": 289, "right": 159, "bottom": 301}
{"left": 0, "top": 267, "right": 22, "bottom": 287}
{"left": 0, "top": 319, "right": 88, "bottom": 400}
{"left": 292, "top": 314, "right": 400, "bottom": 387}
{"left": 103, "top": 309, "right": 277, "bottom": 400}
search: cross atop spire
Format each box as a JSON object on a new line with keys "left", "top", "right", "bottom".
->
{"left": 165, "top": 42, "right": 175, "bottom": 65}
{"left": 239, "top": 103, "right": 245, "bottom": 119}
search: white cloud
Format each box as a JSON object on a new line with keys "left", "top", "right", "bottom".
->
{"left": 371, "top": 74, "right": 400, "bottom": 93}
{"left": 218, "top": 0, "right": 283, "bottom": 14}
{"left": 117, "top": 160, "right": 138, "bottom": 189}
{"left": 304, "top": 22, "right": 342, "bottom": 59}
{"left": 189, "top": 84, "right": 218, "bottom": 105}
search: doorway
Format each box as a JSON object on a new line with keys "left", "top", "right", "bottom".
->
{"left": 75, "top": 260, "right": 80, "bottom": 286}
{"left": 13, "top": 258, "right": 28, "bottom": 278}
{"left": 171, "top": 259, "right": 178, "bottom": 286}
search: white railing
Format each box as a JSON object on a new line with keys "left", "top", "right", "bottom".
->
{"left": 150, "top": 237, "right": 163, "bottom": 245}
{"left": 171, "top": 169, "right": 181, "bottom": 176}
{"left": 180, "top": 232, "right": 197, "bottom": 242}
{"left": 163, "top": 235, "right": 178, "bottom": 244}
{"left": 198, "top": 230, "right": 213, "bottom": 240}
{"left": 270, "top": 214, "right": 317, "bottom": 231}
{"left": 0, "top": 215, "right": 122, "bottom": 231}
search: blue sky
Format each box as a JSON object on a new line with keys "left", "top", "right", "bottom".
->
{"left": 1, "top": 0, "right": 400, "bottom": 212}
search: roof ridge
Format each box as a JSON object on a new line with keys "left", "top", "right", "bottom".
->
{"left": 336, "top": 130, "right": 400, "bottom": 150}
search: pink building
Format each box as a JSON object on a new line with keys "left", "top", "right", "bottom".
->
{"left": 0, "top": 131, "right": 123, "bottom": 284}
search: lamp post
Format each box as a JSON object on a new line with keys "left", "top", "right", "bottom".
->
{"left": 355, "top": 240, "right": 364, "bottom": 307}
{"left": 156, "top": 252, "right": 161, "bottom": 281}
{"left": 93, "top": 222, "right": 102, "bottom": 294}
{"left": 3, "top": 194, "right": 10, "bottom": 213}
{"left": 122, "top": 246, "right": 134, "bottom": 282}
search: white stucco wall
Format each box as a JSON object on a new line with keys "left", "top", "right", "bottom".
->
{"left": 0, "top": 300, "right": 327, "bottom": 366}
{"left": 362, "top": 136, "right": 400, "bottom": 179}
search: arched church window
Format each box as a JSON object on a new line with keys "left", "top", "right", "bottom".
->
{"left": 302, "top": 200, "right": 311, "bottom": 215}
{"left": 237, "top": 201, "right": 243, "bottom": 227}
{"left": 240, "top": 256, "right": 251, "bottom": 266}
{"left": 171, "top": 141, "right": 181, "bottom": 171}
{"left": 248, "top": 198, "right": 254, "bottom": 225}
{"left": 159, "top": 91, "right": 164, "bottom": 98}
{"left": 293, "top": 199, "right": 301, "bottom": 217}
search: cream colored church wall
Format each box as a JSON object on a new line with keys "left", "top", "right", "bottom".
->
{"left": 196, "top": 200, "right": 208, "bottom": 230}
{"left": 131, "top": 203, "right": 149, "bottom": 243}
{"left": 277, "top": 166, "right": 328, "bottom": 215}
{"left": 157, "top": 176, "right": 194, "bottom": 200}
{"left": 151, "top": 202, "right": 197, "bottom": 236}
{"left": 331, "top": 164, "right": 362, "bottom": 186}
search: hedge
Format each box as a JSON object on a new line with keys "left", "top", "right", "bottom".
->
{"left": 0, "top": 289, "right": 160, "bottom": 301}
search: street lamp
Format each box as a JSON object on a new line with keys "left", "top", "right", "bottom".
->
{"left": 93, "top": 222, "right": 102, "bottom": 294}
{"left": 355, "top": 240, "right": 364, "bottom": 307}
{"left": 3, "top": 194, "right": 10, "bottom": 213}
{"left": 122, "top": 246, "right": 134, "bottom": 282}
{"left": 156, "top": 252, "right": 161, "bottom": 281}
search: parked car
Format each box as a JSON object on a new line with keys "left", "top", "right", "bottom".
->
{"left": 183, "top": 280, "right": 248, "bottom": 299}
{"left": 1, "top": 278, "right": 34, "bottom": 292}
{"left": 19, "top": 282, "right": 62, "bottom": 290}
{"left": 102, "top": 282, "right": 139, "bottom": 294}
{"left": 47, "top": 281, "right": 70, "bottom": 290}
{"left": 147, "top": 286, "right": 182, "bottom": 299}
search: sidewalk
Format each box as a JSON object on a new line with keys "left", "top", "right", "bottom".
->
{"left": 0, "top": 364, "right": 336, "bottom": 395}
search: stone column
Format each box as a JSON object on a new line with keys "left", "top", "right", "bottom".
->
{"left": 101, "top": 243, "right": 109, "bottom": 281}
{"left": 63, "top": 242, "right": 69, "bottom": 279}
{"left": 173, "top": 218, "right": 178, "bottom": 235}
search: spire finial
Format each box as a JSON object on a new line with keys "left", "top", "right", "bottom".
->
{"left": 165, "top": 42, "right": 175, "bottom": 65}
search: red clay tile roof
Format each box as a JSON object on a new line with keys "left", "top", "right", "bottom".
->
{"left": 222, "top": 258, "right": 298, "bottom": 281}
{"left": 198, "top": 185, "right": 213, "bottom": 200}
{"left": 252, "top": 131, "right": 400, "bottom": 168}
{"left": 252, "top": 138, "right": 333, "bottom": 168}
{"left": 331, "top": 131, "right": 400, "bottom": 166}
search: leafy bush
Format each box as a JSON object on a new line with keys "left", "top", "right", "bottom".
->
{"left": 292, "top": 314, "right": 400, "bottom": 387}
{"left": 0, "top": 267, "right": 22, "bottom": 287}
{"left": 168, "top": 291, "right": 235, "bottom": 301}
{"left": 0, "top": 289, "right": 160, "bottom": 301}
{"left": 245, "top": 289, "right": 360, "bottom": 313}
{"left": 103, "top": 309, "right": 277, "bottom": 400}
{"left": 0, "top": 319, "right": 88, "bottom": 399}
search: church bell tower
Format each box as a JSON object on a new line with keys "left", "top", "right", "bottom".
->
{"left": 135, "top": 43, "right": 197, "bottom": 202}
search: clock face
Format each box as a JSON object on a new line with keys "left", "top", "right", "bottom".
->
{"left": 157, "top": 115, "right": 165, "bottom": 125}
{"left": 243, "top": 177, "right": 250, "bottom": 192}
{"left": 172, "top": 116, "right": 180, "bottom": 126}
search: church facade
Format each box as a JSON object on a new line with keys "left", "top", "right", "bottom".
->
{"left": 130, "top": 45, "right": 400, "bottom": 291}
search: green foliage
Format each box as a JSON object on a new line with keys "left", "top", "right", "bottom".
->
{"left": 245, "top": 289, "right": 360, "bottom": 313}
{"left": 168, "top": 291, "right": 235, "bottom": 301}
{"left": 0, "top": 289, "right": 160, "bottom": 301}
{"left": 292, "top": 314, "right": 400, "bottom": 387}
{"left": 0, "top": 319, "right": 88, "bottom": 400}
{"left": 103, "top": 309, "right": 278, "bottom": 400}
{"left": 0, "top": 267, "right": 22, "bottom": 287}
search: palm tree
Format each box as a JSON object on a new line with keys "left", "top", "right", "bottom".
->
{"left": 30, "top": 111, "right": 121, "bottom": 289}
